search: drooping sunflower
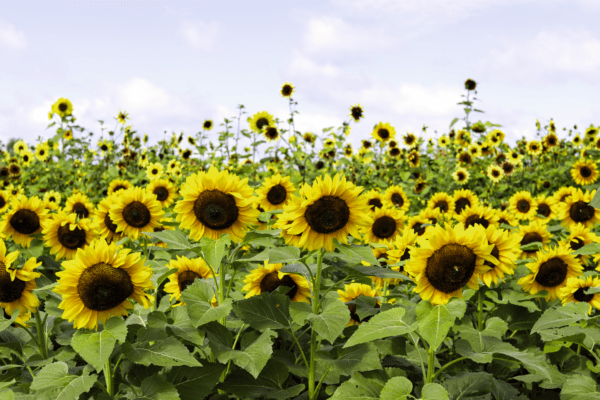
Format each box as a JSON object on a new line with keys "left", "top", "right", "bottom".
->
{"left": 0, "top": 196, "right": 48, "bottom": 247}
{"left": 42, "top": 210, "right": 97, "bottom": 260}
{"left": 146, "top": 179, "right": 179, "bottom": 208}
{"left": 564, "top": 223, "right": 599, "bottom": 265}
{"left": 508, "top": 191, "right": 538, "bottom": 221}
{"left": 487, "top": 165, "right": 503, "bottom": 183}
{"left": 405, "top": 223, "right": 497, "bottom": 305}
{"left": 303, "top": 132, "right": 316, "bottom": 145}
{"left": 109, "top": 187, "right": 164, "bottom": 240}
{"left": 349, "top": 104, "right": 365, "bottom": 123}
{"left": 452, "top": 167, "right": 470, "bottom": 185}
{"left": 384, "top": 185, "right": 410, "bottom": 213}
{"left": 242, "top": 260, "right": 310, "bottom": 303}
{"left": 282, "top": 174, "right": 372, "bottom": 252}
{"left": 414, "top": 180, "right": 426, "bottom": 195}
{"left": 338, "top": 283, "right": 381, "bottom": 326}
{"left": 571, "top": 159, "right": 599, "bottom": 186}
{"left": 534, "top": 195, "right": 557, "bottom": 221}
{"left": 478, "top": 225, "right": 520, "bottom": 287}
{"left": 163, "top": 255, "right": 217, "bottom": 305}
{"left": 175, "top": 166, "right": 259, "bottom": 243}
{"left": 264, "top": 126, "right": 280, "bottom": 142}
{"left": 361, "top": 207, "right": 405, "bottom": 245}
{"left": 248, "top": 111, "right": 275, "bottom": 134}
{"left": 254, "top": 174, "right": 296, "bottom": 212}
{"left": 53, "top": 239, "right": 154, "bottom": 330}
{"left": 515, "top": 220, "right": 552, "bottom": 260}
{"left": 0, "top": 191, "right": 9, "bottom": 214}
{"left": 557, "top": 188, "right": 600, "bottom": 230}
{"left": 427, "top": 192, "right": 455, "bottom": 217}
{"left": 52, "top": 97, "right": 73, "bottom": 118}
{"left": 107, "top": 179, "right": 133, "bottom": 196}
{"left": 65, "top": 192, "right": 95, "bottom": 219}
{"left": 452, "top": 189, "right": 479, "bottom": 215}
{"left": 560, "top": 276, "right": 600, "bottom": 314}
{"left": 146, "top": 162, "right": 164, "bottom": 181}
{"left": 455, "top": 205, "right": 499, "bottom": 229}
{"left": 93, "top": 195, "right": 123, "bottom": 243}
{"left": 518, "top": 244, "right": 583, "bottom": 301}
{"left": 371, "top": 122, "right": 396, "bottom": 143}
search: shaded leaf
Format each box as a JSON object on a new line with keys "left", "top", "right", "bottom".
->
{"left": 70, "top": 317, "right": 127, "bottom": 372}
{"left": 307, "top": 298, "right": 349, "bottom": 344}
{"left": 232, "top": 292, "right": 291, "bottom": 331}
{"left": 379, "top": 376, "right": 412, "bottom": 400}
{"left": 344, "top": 307, "right": 418, "bottom": 348}
{"left": 122, "top": 337, "right": 202, "bottom": 367}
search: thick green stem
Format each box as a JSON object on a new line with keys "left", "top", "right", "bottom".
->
{"left": 34, "top": 311, "right": 48, "bottom": 359}
{"left": 105, "top": 359, "right": 114, "bottom": 399}
{"left": 477, "top": 287, "right": 484, "bottom": 331}
{"left": 308, "top": 249, "right": 324, "bottom": 400}
{"left": 219, "top": 262, "right": 226, "bottom": 327}
{"left": 431, "top": 356, "right": 468, "bottom": 381}
{"left": 426, "top": 346, "right": 436, "bottom": 383}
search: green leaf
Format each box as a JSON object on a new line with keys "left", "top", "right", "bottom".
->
{"left": 30, "top": 362, "right": 76, "bottom": 393}
{"left": 531, "top": 301, "right": 592, "bottom": 333}
{"left": 561, "top": 375, "right": 600, "bottom": 399}
{"left": 348, "top": 265, "right": 409, "bottom": 280}
{"left": 307, "top": 298, "right": 349, "bottom": 344}
{"left": 329, "top": 372, "right": 384, "bottom": 399}
{"left": 241, "top": 230, "right": 280, "bottom": 245}
{"left": 201, "top": 234, "right": 231, "bottom": 272}
{"left": 449, "top": 118, "right": 459, "bottom": 128}
{"left": 444, "top": 371, "right": 492, "bottom": 400}
{"left": 417, "top": 299, "right": 466, "bottom": 351}
{"left": 138, "top": 374, "right": 180, "bottom": 400}
{"left": 232, "top": 292, "right": 292, "bottom": 331}
{"left": 212, "top": 329, "right": 277, "bottom": 379}
{"left": 144, "top": 230, "right": 191, "bottom": 250}
{"left": 289, "top": 301, "right": 312, "bottom": 326}
{"left": 422, "top": 383, "right": 450, "bottom": 400}
{"left": 218, "top": 367, "right": 304, "bottom": 400}
{"left": 334, "top": 239, "right": 381, "bottom": 266}
{"left": 0, "top": 311, "right": 18, "bottom": 332}
{"left": 520, "top": 241, "right": 543, "bottom": 251}
{"left": 379, "top": 376, "right": 412, "bottom": 400}
{"left": 56, "top": 372, "right": 97, "bottom": 400}
{"left": 169, "top": 306, "right": 206, "bottom": 347}
{"left": 23, "top": 239, "right": 44, "bottom": 259}
{"left": 573, "top": 242, "right": 600, "bottom": 255}
{"left": 70, "top": 317, "right": 127, "bottom": 372}
{"left": 122, "top": 337, "right": 202, "bottom": 367}
{"left": 166, "top": 364, "right": 226, "bottom": 400}
{"left": 267, "top": 246, "right": 301, "bottom": 264}
{"left": 453, "top": 317, "right": 508, "bottom": 350}
{"left": 344, "top": 307, "right": 418, "bottom": 348}
{"left": 182, "top": 280, "right": 232, "bottom": 327}
{"left": 326, "top": 342, "right": 382, "bottom": 375}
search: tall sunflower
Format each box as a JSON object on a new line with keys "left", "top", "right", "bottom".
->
{"left": 280, "top": 82, "right": 295, "bottom": 97}
{"left": 371, "top": 122, "right": 396, "bottom": 143}
{"left": 557, "top": 188, "right": 600, "bottom": 230}
{"left": 349, "top": 104, "right": 365, "bottom": 123}
{"left": 515, "top": 220, "right": 552, "bottom": 260}
{"left": 146, "top": 162, "right": 164, "bottom": 181}
{"left": 508, "top": 191, "right": 538, "bottom": 221}
{"left": 534, "top": 195, "right": 557, "bottom": 221}
{"left": 248, "top": 111, "right": 275, "bottom": 134}
{"left": 560, "top": 276, "right": 600, "bottom": 314}
{"left": 455, "top": 205, "right": 498, "bottom": 229}
{"left": 384, "top": 185, "right": 410, "bottom": 213}
{"left": 571, "top": 159, "right": 599, "bottom": 186}
{"left": 109, "top": 187, "right": 164, "bottom": 240}
{"left": 452, "top": 189, "right": 479, "bottom": 215}
{"left": 65, "top": 192, "right": 95, "bottom": 219}
{"left": 565, "top": 224, "right": 599, "bottom": 264}
{"left": 273, "top": 194, "right": 304, "bottom": 248}
{"left": 487, "top": 165, "right": 503, "bottom": 183}
{"left": 242, "top": 260, "right": 310, "bottom": 303}
{"left": 53, "top": 239, "right": 154, "bottom": 330}
{"left": 282, "top": 174, "right": 372, "bottom": 252}
{"left": 164, "top": 255, "right": 216, "bottom": 305}
{"left": 42, "top": 210, "right": 97, "bottom": 260}
{"left": 93, "top": 195, "right": 123, "bottom": 243}
{"left": 518, "top": 244, "right": 583, "bottom": 301}
{"left": 51, "top": 97, "right": 73, "bottom": 118}
{"left": 427, "top": 192, "right": 455, "bottom": 217}
{"left": 146, "top": 179, "right": 179, "bottom": 208}
{"left": 254, "top": 174, "right": 296, "bottom": 212}
{"left": 405, "top": 223, "right": 497, "bottom": 305}
{"left": 175, "top": 166, "right": 259, "bottom": 243}
{"left": 452, "top": 168, "right": 470, "bottom": 185}
{"left": 107, "top": 179, "right": 133, "bottom": 196}
{"left": 338, "top": 283, "right": 381, "bottom": 326}
{"left": 479, "top": 225, "right": 520, "bottom": 287}
{"left": 361, "top": 207, "right": 405, "bottom": 245}
{"left": 553, "top": 186, "right": 576, "bottom": 204}
{"left": 0, "top": 196, "right": 48, "bottom": 247}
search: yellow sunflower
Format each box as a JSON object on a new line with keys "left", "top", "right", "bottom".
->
{"left": 63, "top": 130, "right": 73, "bottom": 140}
{"left": 515, "top": 220, "right": 552, "bottom": 260}
{"left": 384, "top": 185, "right": 410, "bottom": 213}
{"left": 518, "top": 244, "right": 583, "bottom": 301}
{"left": 248, "top": 111, "right": 275, "bottom": 134}
{"left": 405, "top": 223, "right": 497, "bottom": 305}
{"left": 557, "top": 188, "right": 600, "bottom": 230}
{"left": 427, "top": 192, "right": 455, "bottom": 217}
{"left": 565, "top": 224, "right": 599, "bottom": 265}
{"left": 338, "top": 283, "right": 381, "bottom": 326}
{"left": 407, "top": 150, "right": 420, "bottom": 168}
{"left": 0, "top": 191, "right": 9, "bottom": 214}
{"left": 273, "top": 194, "right": 304, "bottom": 248}
{"left": 452, "top": 189, "right": 479, "bottom": 215}
{"left": 53, "top": 239, "right": 154, "bottom": 330}
{"left": 20, "top": 151, "right": 35, "bottom": 167}
{"left": 438, "top": 135, "right": 449, "bottom": 148}
{"left": 571, "top": 159, "right": 599, "bottom": 186}
{"left": 280, "top": 82, "right": 295, "bottom": 97}
{"left": 363, "top": 189, "right": 386, "bottom": 211}
{"left": 13, "top": 140, "right": 28, "bottom": 155}
{"left": 164, "top": 255, "right": 217, "bottom": 306}
{"left": 452, "top": 167, "right": 470, "bottom": 185}
{"left": 456, "top": 130, "right": 471, "bottom": 147}
{"left": 361, "top": 207, "right": 405, "bottom": 245}
{"left": 146, "top": 162, "right": 164, "bottom": 181}
{"left": 487, "top": 165, "right": 503, "bottom": 183}
{"left": 52, "top": 97, "right": 73, "bottom": 118}
{"left": 42, "top": 210, "right": 97, "bottom": 260}
{"left": 508, "top": 191, "right": 538, "bottom": 221}
{"left": 175, "top": 166, "right": 259, "bottom": 243}
{"left": 507, "top": 150, "right": 523, "bottom": 165}
{"left": 107, "top": 179, "right": 133, "bottom": 196}
{"left": 93, "top": 194, "right": 123, "bottom": 243}
{"left": 387, "top": 226, "right": 419, "bottom": 271}
{"left": 254, "top": 174, "right": 296, "bottom": 212}
{"left": 455, "top": 205, "right": 499, "bottom": 229}
{"left": 560, "top": 276, "right": 600, "bottom": 314}
{"left": 371, "top": 122, "right": 396, "bottom": 143}
{"left": 534, "top": 195, "right": 557, "bottom": 221}
{"left": 554, "top": 186, "right": 577, "bottom": 204}
{"left": 0, "top": 196, "right": 48, "bottom": 247}
{"left": 65, "top": 192, "right": 95, "bottom": 219}
{"left": 283, "top": 174, "right": 372, "bottom": 252}
{"left": 495, "top": 209, "right": 518, "bottom": 228}
{"left": 43, "top": 190, "right": 62, "bottom": 207}
{"left": 242, "top": 260, "right": 310, "bottom": 303}
{"left": 109, "top": 187, "right": 164, "bottom": 240}
{"left": 146, "top": 179, "right": 179, "bottom": 208}
{"left": 526, "top": 140, "right": 542, "bottom": 156}
{"left": 407, "top": 214, "right": 433, "bottom": 237}
{"left": 479, "top": 225, "right": 520, "bottom": 287}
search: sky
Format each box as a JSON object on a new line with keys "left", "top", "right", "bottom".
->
{"left": 1, "top": 0, "right": 600, "bottom": 152}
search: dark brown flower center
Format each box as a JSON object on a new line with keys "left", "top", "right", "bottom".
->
{"left": 517, "top": 199, "right": 531, "bottom": 213}
{"left": 57, "top": 225, "right": 87, "bottom": 249}
{"left": 0, "top": 196, "right": 5, "bottom": 209}
{"left": 256, "top": 118, "right": 269, "bottom": 131}
{"left": 455, "top": 198, "right": 471, "bottom": 214}
{"left": 378, "top": 129, "right": 390, "bottom": 139}
{"left": 521, "top": 232, "right": 543, "bottom": 253}
{"left": 153, "top": 186, "right": 169, "bottom": 201}
{"left": 9, "top": 209, "right": 40, "bottom": 235}
{"left": 78, "top": 263, "right": 133, "bottom": 311}
{"left": 464, "top": 215, "right": 489, "bottom": 228}
{"left": 72, "top": 202, "right": 90, "bottom": 218}
{"left": 372, "top": 216, "right": 397, "bottom": 239}
{"left": 265, "top": 127, "right": 278, "bottom": 139}
{"left": 434, "top": 200, "right": 449, "bottom": 213}
{"left": 425, "top": 244, "right": 477, "bottom": 294}
{"left": 569, "top": 201, "right": 595, "bottom": 223}
{"left": 535, "top": 257, "right": 568, "bottom": 288}
{"left": 281, "top": 85, "right": 293, "bottom": 96}
{"left": 0, "top": 263, "right": 26, "bottom": 303}
{"left": 178, "top": 270, "right": 202, "bottom": 293}
{"left": 266, "top": 184, "right": 287, "bottom": 205}
{"left": 483, "top": 245, "right": 500, "bottom": 269}
{"left": 351, "top": 107, "right": 363, "bottom": 120}
{"left": 122, "top": 201, "right": 151, "bottom": 228}
{"left": 573, "top": 287, "right": 594, "bottom": 303}
{"left": 113, "top": 185, "right": 127, "bottom": 192}
{"left": 259, "top": 271, "right": 298, "bottom": 300}
{"left": 104, "top": 213, "right": 119, "bottom": 233}
{"left": 305, "top": 195, "right": 350, "bottom": 234}
{"left": 58, "top": 102, "right": 68, "bottom": 112}
{"left": 391, "top": 193, "right": 404, "bottom": 207}
{"left": 537, "top": 203, "right": 551, "bottom": 218}
{"left": 193, "top": 190, "right": 239, "bottom": 230}
{"left": 580, "top": 166, "right": 592, "bottom": 178}
{"left": 368, "top": 198, "right": 383, "bottom": 210}
{"left": 457, "top": 172, "right": 466, "bottom": 181}
{"left": 570, "top": 237, "right": 585, "bottom": 251}
{"left": 400, "top": 248, "right": 411, "bottom": 262}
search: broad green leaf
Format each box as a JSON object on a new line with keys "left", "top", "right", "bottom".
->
{"left": 561, "top": 375, "right": 600, "bottom": 399}
{"left": 307, "top": 298, "right": 349, "bottom": 344}
{"left": 169, "top": 306, "right": 205, "bottom": 347}
{"left": 201, "top": 234, "right": 230, "bottom": 272}
{"left": 30, "top": 362, "right": 76, "bottom": 392}
{"left": 453, "top": 317, "right": 508, "bottom": 350}
{"left": 139, "top": 374, "right": 180, "bottom": 400}
{"left": 379, "top": 376, "right": 412, "bottom": 400}
{"left": 70, "top": 317, "right": 127, "bottom": 372}
{"left": 520, "top": 242, "right": 543, "bottom": 251}
{"left": 346, "top": 295, "right": 379, "bottom": 321}
{"left": 532, "top": 302, "right": 592, "bottom": 333}
{"left": 422, "top": 383, "right": 450, "bottom": 400}
{"left": 218, "top": 368, "right": 304, "bottom": 400}
{"left": 56, "top": 372, "right": 97, "bottom": 400}
{"left": 166, "top": 364, "right": 226, "bottom": 400}
{"left": 289, "top": 302, "right": 312, "bottom": 326}
{"left": 122, "top": 337, "right": 202, "bottom": 367}
{"left": 573, "top": 242, "right": 600, "bottom": 255}
{"left": 144, "top": 230, "right": 191, "bottom": 250}
{"left": 490, "top": 379, "right": 524, "bottom": 400}
{"left": 444, "top": 371, "right": 492, "bottom": 400}
{"left": 334, "top": 239, "right": 381, "bottom": 267}
{"left": 325, "top": 342, "right": 382, "bottom": 375}
{"left": 590, "top": 185, "right": 600, "bottom": 209}
{"left": 417, "top": 299, "right": 466, "bottom": 351}
{"left": 267, "top": 246, "right": 301, "bottom": 264}
{"left": 348, "top": 265, "right": 408, "bottom": 280}
{"left": 0, "top": 311, "right": 18, "bottom": 332}
{"left": 182, "top": 280, "right": 232, "bottom": 327}
{"left": 344, "top": 307, "right": 418, "bottom": 348}
{"left": 280, "top": 263, "right": 315, "bottom": 283}
{"left": 330, "top": 372, "right": 384, "bottom": 399}
{"left": 212, "top": 329, "right": 277, "bottom": 379}
{"left": 232, "top": 292, "right": 292, "bottom": 331}
{"left": 241, "top": 230, "right": 280, "bottom": 245}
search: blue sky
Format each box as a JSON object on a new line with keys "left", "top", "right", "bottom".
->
{"left": 1, "top": 0, "right": 599, "bottom": 152}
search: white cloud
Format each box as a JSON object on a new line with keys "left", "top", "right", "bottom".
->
{"left": 286, "top": 51, "right": 341, "bottom": 78}
{"left": 180, "top": 20, "right": 219, "bottom": 50}
{"left": 0, "top": 20, "right": 27, "bottom": 49}
{"left": 117, "top": 78, "right": 171, "bottom": 117}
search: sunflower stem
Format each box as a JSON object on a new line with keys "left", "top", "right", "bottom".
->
{"left": 426, "top": 346, "right": 436, "bottom": 383}
{"left": 104, "top": 359, "right": 114, "bottom": 399}
{"left": 34, "top": 311, "right": 48, "bottom": 359}
{"left": 308, "top": 248, "right": 324, "bottom": 400}
{"left": 477, "top": 286, "right": 484, "bottom": 331}
{"left": 219, "top": 260, "right": 226, "bottom": 327}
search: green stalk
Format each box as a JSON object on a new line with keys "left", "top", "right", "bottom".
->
{"left": 308, "top": 248, "right": 324, "bottom": 400}
{"left": 477, "top": 287, "right": 484, "bottom": 331}
{"left": 431, "top": 356, "right": 467, "bottom": 381}
{"left": 219, "top": 262, "right": 226, "bottom": 327}
{"left": 426, "top": 346, "right": 436, "bottom": 383}
{"left": 104, "top": 359, "right": 114, "bottom": 399}
{"left": 34, "top": 311, "right": 48, "bottom": 359}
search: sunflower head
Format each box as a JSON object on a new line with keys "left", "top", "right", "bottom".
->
{"left": 255, "top": 174, "right": 296, "bottom": 212}
{"left": 509, "top": 191, "right": 538, "bottom": 221}
{"left": 560, "top": 276, "right": 600, "bottom": 314}
{"left": 242, "top": 260, "right": 310, "bottom": 303}
{"left": 571, "top": 159, "right": 599, "bottom": 186}
{"left": 1, "top": 196, "right": 48, "bottom": 248}
{"left": 109, "top": 187, "right": 164, "bottom": 240}
{"left": 361, "top": 207, "right": 405, "bottom": 245}
{"left": 371, "top": 122, "right": 396, "bottom": 143}
{"left": 42, "top": 210, "right": 97, "bottom": 260}
{"left": 349, "top": 104, "right": 365, "bottom": 122}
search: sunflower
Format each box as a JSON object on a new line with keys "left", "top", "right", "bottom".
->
{"left": 43, "top": 190, "right": 62, "bottom": 207}
{"left": 107, "top": 179, "right": 133, "bottom": 196}
{"left": 554, "top": 186, "right": 576, "bottom": 204}
{"left": 282, "top": 174, "right": 372, "bottom": 252}
{"left": 361, "top": 243, "right": 399, "bottom": 288}
{"left": 303, "top": 132, "right": 316, "bottom": 144}
{"left": 364, "top": 189, "right": 386, "bottom": 211}
{"left": 254, "top": 174, "right": 296, "bottom": 212}
{"left": 478, "top": 225, "right": 520, "bottom": 287}
{"left": 438, "top": 135, "right": 449, "bottom": 148}
{"left": 116, "top": 109, "right": 129, "bottom": 124}
{"left": 264, "top": 126, "right": 280, "bottom": 142}
{"left": 63, "top": 130, "right": 73, "bottom": 140}
{"left": 534, "top": 195, "right": 557, "bottom": 221}
{"left": 455, "top": 205, "right": 498, "bottom": 229}
{"left": 515, "top": 220, "right": 552, "bottom": 260}
{"left": 571, "top": 159, "right": 599, "bottom": 186}
{"left": 427, "top": 192, "right": 455, "bottom": 217}
{"left": 557, "top": 188, "right": 600, "bottom": 230}
{"left": 20, "top": 151, "right": 34, "bottom": 167}
{"left": 407, "top": 214, "right": 433, "bottom": 237}
{"left": 487, "top": 165, "right": 503, "bottom": 183}
{"left": 280, "top": 82, "right": 295, "bottom": 98}
{"left": 42, "top": 210, "right": 97, "bottom": 260}
{"left": 13, "top": 140, "right": 28, "bottom": 155}
{"left": 565, "top": 224, "right": 599, "bottom": 264}
{"left": 507, "top": 150, "right": 523, "bottom": 165}
{"left": 371, "top": 122, "right": 396, "bottom": 143}
{"left": 273, "top": 195, "right": 304, "bottom": 248}
{"left": 175, "top": 166, "right": 259, "bottom": 243}
{"left": 518, "top": 244, "right": 583, "bottom": 301}
{"left": 468, "top": 144, "right": 481, "bottom": 158}
{"left": 93, "top": 195, "right": 123, "bottom": 243}
{"left": 573, "top": 135, "right": 583, "bottom": 147}
{"left": 164, "top": 255, "right": 217, "bottom": 305}
{"left": 500, "top": 161, "right": 515, "bottom": 176}
{"left": 407, "top": 150, "right": 420, "bottom": 168}
{"left": 414, "top": 180, "right": 426, "bottom": 194}
{"left": 53, "top": 239, "right": 154, "bottom": 330}
{"left": 361, "top": 207, "right": 405, "bottom": 245}
{"left": 543, "top": 133, "right": 559, "bottom": 149}
{"left": 361, "top": 140, "right": 372, "bottom": 150}
{"left": 509, "top": 191, "right": 538, "bottom": 221}
{"left": 109, "top": 187, "right": 164, "bottom": 240}
{"left": 248, "top": 111, "right": 275, "bottom": 134}
{"left": 0, "top": 242, "right": 41, "bottom": 324}
{"left": 242, "top": 260, "right": 310, "bottom": 303}
{"left": 338, "top": 283, "right": 381, "bottom": 326}
{"left": 452, "top": 167, "right": 469, "bottom": 185}
{"left": 526, "top": 140, "right": 542, "bottom": 156}
{"left": 203, "top": 119, "right": 213, "bottom": 131}
{"left": 349, "top": 104, "right": 365, "bottom": 123}
{"left": 65, "top": 192, "right": 95, "bottom": 219}
{"left": 0, "top": 196, "right": 48, "bottom": 247}
{"left": 452, "top": 189, "right": 479, "bottom": 215}
{"left": 52, "top": 97, "right": 73, "bottom": 118}
{"left": 0, "top": 191, "right": 9, "bottom": 214}
{"left": 457, "top": 151, "right": 472, "bottom": 166}
{"left": 384, "top": 185, "right": 410, "bottom": 213}
{"left": 146, "top": 162, "right": 164, "bottom": 181}
{"left": 560, "top": 276, "right": 600, "bottom": 314}
{"left": 405, "top": 223, "right": 496, "bottom": 305}
{"left": 480, "top": 141, "right": 494, "bottom": 157}
{"left": 387, "top": 226, "right": 419, "bottom": 268}
{"left": 585, "top": 126, "right": 598, "bottom": 139}
{"left": 146, "top": 179, "right": 179, "bottom": 208}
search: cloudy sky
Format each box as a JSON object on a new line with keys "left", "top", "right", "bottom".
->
{"left": 1, "top": 0, "right": 599, "bottom": 152}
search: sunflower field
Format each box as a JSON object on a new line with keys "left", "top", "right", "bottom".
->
{"left": 2, "top": 79, "right": 600, "bottom": 400}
